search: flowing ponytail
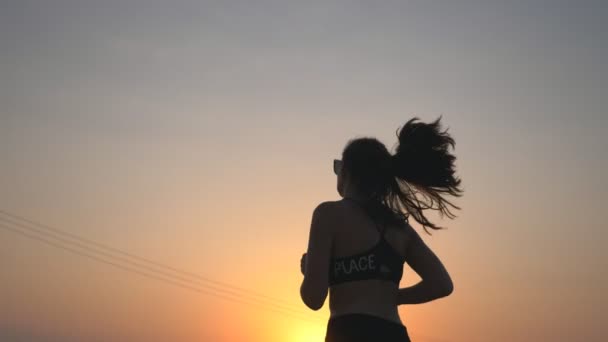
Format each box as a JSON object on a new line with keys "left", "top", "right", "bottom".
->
{"left": 340, "top": 116, "right": 463, "bottom": 234}
{"left": 387, "top": 116, "right": 463, "bottom": 234}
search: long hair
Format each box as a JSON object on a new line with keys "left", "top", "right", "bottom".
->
{"left": 341, "top": 116, "right": 463, "bottom": 234}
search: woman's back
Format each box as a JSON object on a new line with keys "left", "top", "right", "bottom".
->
{"left": 300, "top": 117, "right": 460, "bottom": 341}
{"left": 329, "top": 198, "right": 413, "bottom": 324}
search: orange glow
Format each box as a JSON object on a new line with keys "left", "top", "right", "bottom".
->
{"left": 286, "top": 322, "right": 327, "bottom": 342}
{"left": 3, "top": 1, "right": 605, "bottom": 339}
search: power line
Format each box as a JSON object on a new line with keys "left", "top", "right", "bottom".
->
{"left": 0, "top": 222, "right": 324, "bottom": 326}
{"left": 0, "top": 215, "right": 312, "bottom": 318}
{"left": 0, "top": 209, "right": 449, "bottom": 341}
{"left": 0, "top": 209, "right": 299, "bottom": 308}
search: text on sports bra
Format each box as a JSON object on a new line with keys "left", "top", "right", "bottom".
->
{"left": 334, "top": 254, "right": 377, "bottom": 277}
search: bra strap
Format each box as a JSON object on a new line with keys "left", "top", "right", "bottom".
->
{"left": 378, "top": 222, "right": 389, "bottom": 240}
{"left": 345, "top": 197, "right": 388, "bottom": 238}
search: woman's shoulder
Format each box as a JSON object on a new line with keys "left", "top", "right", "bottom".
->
{"left": 313, "top": 200, "right": 338, "bottom": 212}
{"left": 310, "top": 200, "right": 343, "bottom": 220}
{"left": 311, "top": 200, "right": 354, "bottom": 225}
{"left": 313, "top": 199, "right": 350, "bottom": 211}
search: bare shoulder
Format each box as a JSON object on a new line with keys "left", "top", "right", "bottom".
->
{"left": 308, "top": 201, "right": 341, "bottom": 238}
{"left": 400, "top": 220, "right": 424, "bottom": 245}
{"left": 311, "top": 200, "right": 345, "bottom": 225}
{"left": 312, "top": 200, "right": 342, "bottom": 217}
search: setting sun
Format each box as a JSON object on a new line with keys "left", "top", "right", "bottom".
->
{"left": 287, "top": 321, "right": 327, "bottom": 342}
{"left": 1, "top": 1, "right": 605, "bottom": 341}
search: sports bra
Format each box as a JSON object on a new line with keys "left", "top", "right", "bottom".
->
{"left": 328, "top": 199, "right": 406, "bottom": 286}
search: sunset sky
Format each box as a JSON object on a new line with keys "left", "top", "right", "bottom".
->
{"left": 1, "top": 1, "right": 606, "bottom": 341}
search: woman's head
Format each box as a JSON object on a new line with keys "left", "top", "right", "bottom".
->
{"left": 336, "top": 137, "right": 393, "bottom": 200}
{"left": 335, "top": 116, "right": 464, "bottom": 234}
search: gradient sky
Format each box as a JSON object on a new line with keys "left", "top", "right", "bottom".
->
{"left": 1, "top": 1, "right": 606, "bottom": 341}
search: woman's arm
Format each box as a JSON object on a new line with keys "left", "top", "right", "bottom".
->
{"left": 397, "top": 225, "right": 453, "bottom": 305}
{"left": 300, "top": 202, "right": 334, "bottom": 310}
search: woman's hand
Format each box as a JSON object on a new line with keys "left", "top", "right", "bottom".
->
{"left": 300, "top": 253, "right": 307, "bottom": 276}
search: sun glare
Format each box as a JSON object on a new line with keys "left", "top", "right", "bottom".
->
{"left": 288, "top": 321, "right": 327, "bottom": 342}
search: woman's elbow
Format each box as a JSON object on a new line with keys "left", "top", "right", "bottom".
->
{"left": 437, "top": 278, "right": 454, "bottom": 297}
{"left": 300, "top": 284, "right": 327, "bottom": 310}
{"left": 303, "top": 297, "right": 324, "bottom": 311}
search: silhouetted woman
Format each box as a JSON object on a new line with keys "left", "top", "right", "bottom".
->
{"left": 300, "top": 116, "right": 463, "bottom": 342}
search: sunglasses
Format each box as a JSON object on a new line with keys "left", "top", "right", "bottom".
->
{"left": 333, "top": 159, "right": 343, "bottom": 175}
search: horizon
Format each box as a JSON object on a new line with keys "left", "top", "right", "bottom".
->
{"left": 1, "top": 1, "right": 606, "bottom": 341}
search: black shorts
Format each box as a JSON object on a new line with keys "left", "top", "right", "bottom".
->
{"left": 325, "top": 313, "right": 411, "bottom": 342}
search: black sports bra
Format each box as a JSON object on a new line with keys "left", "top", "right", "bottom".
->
{"left": 328, "top": 199, "right": 406, "bottom": 286}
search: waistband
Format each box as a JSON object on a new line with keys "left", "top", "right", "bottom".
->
{"left": 328, "top": 313, "right": 405, "bottom": 329}
{"left": 326, "top": 313, "right": 410, "bottom": 342}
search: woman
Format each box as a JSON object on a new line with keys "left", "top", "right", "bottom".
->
{"left": 300, "top": 116, "right": 463, "bottom": 342}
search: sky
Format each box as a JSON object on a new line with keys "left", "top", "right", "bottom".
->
{"left": 1, "top": 0, "right": 607, "bottom": 341}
